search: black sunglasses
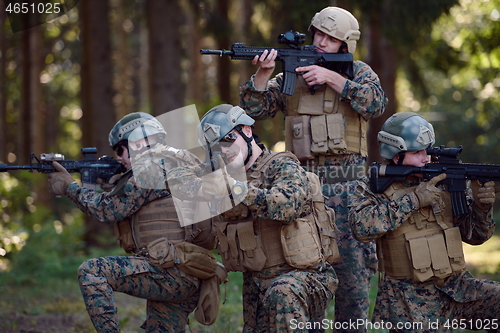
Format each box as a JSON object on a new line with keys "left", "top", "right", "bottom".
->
{"left": 115, "top": 141, "right": 129, "bottom": 157}
{"left": 219, "top": 131, "right": 238, "bottom": 144}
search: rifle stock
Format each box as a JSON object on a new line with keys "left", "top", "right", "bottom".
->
{"left": 369, "top": 145, "right": 500, "bottom": 216}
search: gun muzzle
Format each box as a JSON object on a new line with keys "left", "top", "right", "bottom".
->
{"left": 200, "top": 49, "right": 235, "bottom": 56}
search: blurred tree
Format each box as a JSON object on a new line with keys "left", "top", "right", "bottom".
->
{"left": 147, "top": 0, "right": 185, "bottom": 115}
{"left": 405, "top": 0, "right": 500, "bottom": 164}
{"left": 81, "top": 0, "right": 116, "bottom": 248}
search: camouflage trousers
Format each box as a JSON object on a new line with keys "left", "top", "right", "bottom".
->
{"left": 323, "top": 182, "right": 378, "bottom": 333}
{"left": 241, "top": 264, "right": 338, "bottom": 333}
{"left": 374, "top": 271, "right": 500, "bottom": 333}
{"left": 78, "top": 256, "right": 200, "bottom": 333}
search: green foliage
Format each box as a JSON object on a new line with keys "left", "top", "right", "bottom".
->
{"left": 0, "top": 212, "right": 87, "bottom": 285}
{"left": 398, "top": 0, "right": 500, "bottom": 165}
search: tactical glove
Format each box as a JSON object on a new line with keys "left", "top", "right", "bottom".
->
{"left": 96, "top": 173, "right": 122, "bottom": 192}
{"left": 471, "top": 180, "right": 496, "bottom": 210}
{"left": 201, "top": 155, "right": 236, "bottom": 199}
{"left": 48, "top": 161, "right": 76, "bottom": 196}
{"left": 412, "top": 173, "right": 447, "bottom": 208}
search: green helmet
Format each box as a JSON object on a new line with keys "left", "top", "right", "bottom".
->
{"left": 108, "top": 112, "right": 166, "bottom": 149}
{"left": 309, "top": 7, "right": 360, "bottom": 53}
{"left": 378, "top": 112, "right": 435, "bottom": 159}
{"left": 197, "top": 104, "right": 254, "bottom": 149}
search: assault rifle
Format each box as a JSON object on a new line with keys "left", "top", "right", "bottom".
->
{"left": 200, "top": 30, "right": 354, "bottom": 96}
{"left": 0, "top": 147, "right": 126, "bottom": 185}
{"left": 369, "top": 145, "right": 500, "bottom": 216}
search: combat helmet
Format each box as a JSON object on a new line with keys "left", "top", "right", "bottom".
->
{"left": 198, "top": 104, "right": 255, "bottom": 164}
{"left": 378, "top": 112, "right": 435, "bottom": 160}
{"left": 309, "top": 7, "right": 360, "bottom": 53}
{"left": 109, "top": 112, "right": 166, "bottom": 149}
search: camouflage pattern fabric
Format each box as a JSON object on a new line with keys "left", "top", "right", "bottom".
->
{"left": 240, "top": 62, "right": 387, "bottom": 332}
{"left": 242, "top": 263, "right": 338, "bottom": 333}
{"left": 168, "top": 147, "right": 314, "bottom": 223}
{"left": 239, "top": 61, "right": 387, "bottom": 123}
{"left": 65, "top": 144, "right": 207, "bottom": 332}
{"left": 323, "top": 177, "right": 378, "bottom": 332}
{"left": 169, "top": 148, "right": 338, "bottom": 332}
{"left": 243, "top": 149, "right": 337, "bottom": 332}
{"left": 348, "top": 176, "right": 500, "bottom": 332}
{"left": 78, "top": 256, "right": 199, "bottom": 333}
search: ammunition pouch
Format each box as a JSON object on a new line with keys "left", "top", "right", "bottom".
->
{"left": 147, "top": 238, "right": 217, "bottom": 280}
{"left": 194, "top": 262, "right": 228, "bottom": 326}
{"left": 381, "top": 182, "right": 466, "bottom": 282}
{"left": 281, "top": 216, "right": 323, "bottom": 269}
{"left": 215, "top": 151, "right": 339, "bottom": 272}
{"left": 114, "top": 219, "right": 136, "bottom": 253}
{"left": 216, "top": 217, "right": 268, "bottom": 273}
{"left": 284, "top": 76, "right": 367, "bottom": 163}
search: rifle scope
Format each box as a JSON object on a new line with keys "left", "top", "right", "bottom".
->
{"left": 426, "top": 145, "right": 462, "bottom": 159}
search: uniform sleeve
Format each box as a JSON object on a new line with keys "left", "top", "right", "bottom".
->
{"left": 242, "top": 157, "right": 312, "bottom": 223}
{"left": 341, "top": 61, "right": 388, "bottom": 121}
{"left": 239, "top": 73, "right": 286, "bottom": 120}
{"left": 456, "top": 191, "right": 495, "bottom": 245}
{"left": 166, "top": 165, "right": 204, "bottom": 200}
{"left": 348, "top": 178, "right": 420, "bottom": 243}
{"left": 66, "top": 181, "right": 166, "bottom": 223}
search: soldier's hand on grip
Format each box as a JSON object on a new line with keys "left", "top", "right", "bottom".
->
{"left": 96, "top": 173, "right": 121, "bottom": 192}
{"left": 471, "top": 180, "right": 496, "bottom": 210}
{"left": 413, "top": 173, "right": 447, "bottom": 208}
{"left": 48, "top": 161, "right": 76, "bottom": 196}
{"left": 201, "top": 155, "right": 236, "bottom": 199}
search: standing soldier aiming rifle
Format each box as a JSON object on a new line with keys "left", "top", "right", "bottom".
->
{"left": 46, "top": 112, "right": 226, "bottom": 333}
{"left": 239, "top": 6, "right": 388, "bottom": 331}
{"left": 349, "top": 112, "right": 500, "bottom": 332}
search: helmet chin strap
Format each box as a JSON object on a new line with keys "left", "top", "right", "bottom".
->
{"left": 234, "top": 126, "right": 254, "bottom": 166}
{"left": 396, "top": 152, "right": 406, "bottom": 165}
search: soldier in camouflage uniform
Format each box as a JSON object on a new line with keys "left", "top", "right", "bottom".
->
{"left": 47, "top": 112, "right": 221, "bottom": 333}
{"left": 167, "top": 104, "right": 338, "bottom": 332}
{"left": 349, "top": 112, "right": 500, "bottom": 332}
{"left": 239, "top": 6, "right": 387, "bottom": 331}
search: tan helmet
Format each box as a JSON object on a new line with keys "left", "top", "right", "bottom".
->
{"left": 309, "top": 7, "right": 360, "bottom": 53}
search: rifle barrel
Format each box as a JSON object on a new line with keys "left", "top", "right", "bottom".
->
{"left": 200, "top": 49, "right": 235, "bottom": 56}
{"left": 0, "top": 164, "right": 34, "bottom": 172}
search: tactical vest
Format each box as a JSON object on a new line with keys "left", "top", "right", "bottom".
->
{"left": 379, "top": 182, "right": 466, "bottom": 282}
{"left": 215, "top": 151, "right": 339, "bottom": 273}
{"left": 284, "top": 75, "right": 368, "bottom": 164}
{"left": 113, "top": 145, "right": 214, "bottom": 254}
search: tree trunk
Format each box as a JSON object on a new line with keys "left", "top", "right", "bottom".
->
{"left": 146, "top": 0, "right": 185, "bottom": 115}
{"left": 81, "top": 0, "right": 116, "bottom": 248}
{"left": 185, "top": 2, "right": 204, "bottom": 103}
{"left": 215, "top": 0, "right": 232, "bottom": 104}
{"left": 365, "top": 14, "right": 398, "bottom": 164}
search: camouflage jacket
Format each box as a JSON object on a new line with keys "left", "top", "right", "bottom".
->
{"left": 239, "top": 60, "right": 387, "bottom": 167}
{"left": 167, "top": 147, "right": 312, "bottom": 224}
{"left": 348, "top": 175, "right": 495, "bottom": 246}
{"left": 348, "top": 176, "right": 499, "bottom": 325}
{"left": 66, "top": 143, "right": 200, "bottom": 223}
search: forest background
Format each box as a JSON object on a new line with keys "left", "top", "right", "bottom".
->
{"left": 0, "top": 0, "right": 499, "bottom": 332}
